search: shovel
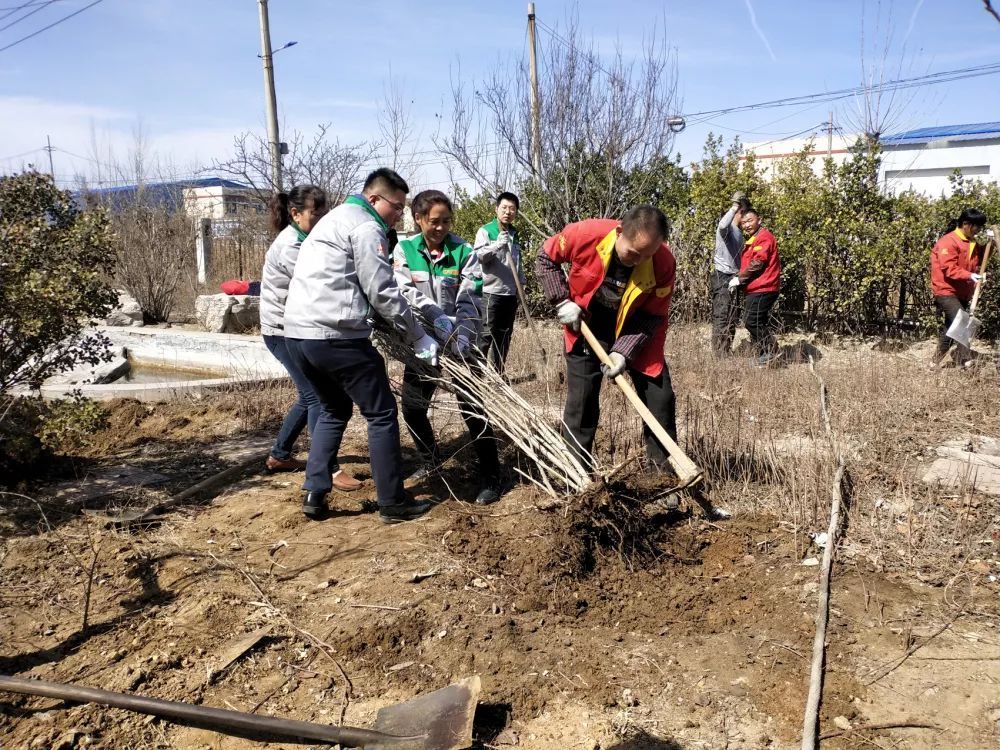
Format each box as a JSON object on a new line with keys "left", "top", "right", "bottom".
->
{"left": 0, "top": 674, "right": 480, "bottom": 750}
{"left": 947, "top": 229, "right": 996, "bottom": 350}
{"left": 504, "top": 247, "right": 553, "bottom": 380}
{"left": 579, "top": 321, "right": 703, "bottom": 489}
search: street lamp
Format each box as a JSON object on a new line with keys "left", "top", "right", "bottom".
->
{"left": 258, "top": 40, "right": 297, "bottom": 58}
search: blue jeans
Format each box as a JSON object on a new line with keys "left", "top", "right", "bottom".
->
{"left": 264, "top": 334, "right": 329, "bottom": 465}
{"left": 285, "top": 337, "right": 405, "bottom": 506}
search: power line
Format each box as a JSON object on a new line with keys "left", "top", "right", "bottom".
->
{"left": 0, "top": 0, "right": 102, "bottom": 54}
{"left": 0, "top": 0, "right": 58, "bottom": 33}
{"left": 0, "top": 0, "right": 66, "bottom": 9}
{"left": 0, "top": 146, "right": 44, "bottom": 161}
{"left": 534, "top": 13, "right": 1000, "bottom": 131}
{"left": 0, "top": 1, "right": 37, "bottom": 22}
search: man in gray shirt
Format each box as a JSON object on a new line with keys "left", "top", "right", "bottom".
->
{"left": 711, "top": 192, "right": 752, "bottom": 356}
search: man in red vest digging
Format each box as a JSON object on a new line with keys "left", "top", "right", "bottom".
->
{"left": 536, "top": 205, "right": 677, "bottom": 472}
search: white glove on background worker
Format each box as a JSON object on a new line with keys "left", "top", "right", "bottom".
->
{"left": 413, "top": 333, "right": 440, "bottom": 367}
{"left": 556, "top": 299, "right": 583, "bottom": 332}
{"left": 728, "top": 276, "right": 741, "bottom": 292}
{"left": 972, "top": 273, "right": 985, "bottom": 284}
{"left": 601, "top": 351, "right": 627, "bottom": 378}
{"left": 731, "top": 191, "right": 746, "bottom": 205}
{"left": 432, "top": 315, "right": 454, "bottom": 343}
{"left": 450, "top": 334, "right": 471, "bottom": 357}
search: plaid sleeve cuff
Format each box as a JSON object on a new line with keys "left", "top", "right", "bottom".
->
{"left": 536, "top": 251, "right": 570, "bottom": 303}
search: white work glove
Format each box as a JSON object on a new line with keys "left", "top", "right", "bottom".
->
{"left": 731, "top": 191, "right": 746, "bottom": 205}
{"left": 450, "top": 334, "right": 471, "bottom": 358}
{"left": 413, "top": 333, "right": 440, "bottom": 367}
{"left": 972, "top": 273, "right": 985, "bottom": 284}
{"left": 601, "top": 351, "right": 627, "bottom": 379}
{"left": 728, "top": 276, "right": 741, "bottom": 292}
{"left": 556, "top": 299, "right": 583, "bottom": 332}
{"left": 432, "top": 315, "right": 454, "bottom": 343}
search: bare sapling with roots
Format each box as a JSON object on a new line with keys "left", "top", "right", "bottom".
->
{"left": 371, "top": 323, "right": 591, "bottom": 498}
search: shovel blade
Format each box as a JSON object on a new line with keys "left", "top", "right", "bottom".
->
{"left": 371, "top": 676, "right": 481, "bottom": 750}
{"left": 946, "top": 309, "right": 979, "bottom": 349}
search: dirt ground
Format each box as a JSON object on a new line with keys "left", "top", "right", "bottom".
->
{"left": 2, "top": 323, "right": 999, "bottom": 749}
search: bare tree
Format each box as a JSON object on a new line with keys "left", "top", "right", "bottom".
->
{"left": 212, "top": 124, "right": 379, "bottom": 202}
{"left": 842, "top": 0, "right": 923, "bottom": 143}
{"left": 435, "top": 12, "right": 681, "bottom": 234}
{"left": 78, "top": 127, "right": 199, "bottom": 322}
{"left": 379, "top": 70, "right": 420, "bottom": 179}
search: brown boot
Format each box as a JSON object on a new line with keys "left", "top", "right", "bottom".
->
{"left": 332, "top": 470, "right": 363, "bottom": 492}
{"left": 265, "top": 455, "right": 307, "bottom": 473}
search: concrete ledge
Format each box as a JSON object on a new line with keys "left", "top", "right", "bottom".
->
{"left": 31, "top": 327, "right": 289, "bottom": 402}
{"left": 39, "top": 375, "right": 274, "bottom": 403}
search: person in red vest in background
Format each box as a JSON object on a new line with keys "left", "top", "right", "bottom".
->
{"left": 729, "top": 208, "right": 781, "bottom": 367}
{"left": 930, "top": 208, "right": 989, "bottom": 368}
{"left": 536, "top": 205, "right": 677, "bottom": 473}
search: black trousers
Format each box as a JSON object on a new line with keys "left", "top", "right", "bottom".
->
{"left": 711, "top": 270, "right": 740, "bottom": 356}
{"left": 286, "top": 337, "right": 404, "bottom": 506}
{"left": 934, "top": 295, "right": 972, "bottom": 363}
{"left": 479, "top": 293, "right": 518, "bottom": 374}
{"left": 744, "top": 291, "right": 779, "bottom": 357}
{"left": 401, "top": 364, "right": 501, "bottom": 480}
{"left": 562, "top": 336, "right": 677, "bottom": 471}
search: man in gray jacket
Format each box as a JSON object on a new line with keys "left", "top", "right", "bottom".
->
{"left": 711, "top": 192, "right": 752, "bottom": 357}
{"left": 284, "top": 168, "right": 439, "bottom": 524}
{"left": 474, "top": 192, "right": 525, "bottom": 374}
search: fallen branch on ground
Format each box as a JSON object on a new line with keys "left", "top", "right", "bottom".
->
{"left": 819, "top": 720, "right": 941, "bottom": 741}
{"left": 862, "top": 610, "right": 963, "bottom": 685}
{"left": 801, "top": 358, "right": 847, "bottom": 750}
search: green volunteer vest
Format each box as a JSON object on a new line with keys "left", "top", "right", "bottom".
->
{"left": 399, "top": 233, "right": 482, "bottom": 295}
{"left": 481, "top": 217, "right": 519, "bottom": 247}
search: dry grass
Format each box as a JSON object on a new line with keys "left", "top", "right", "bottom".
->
{"left": 665, "top": 323, "right": 1000, "bottom": 582}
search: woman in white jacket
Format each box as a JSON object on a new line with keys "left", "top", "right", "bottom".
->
{"left": 260, "top": 185, "right": 361, "bottom": 491}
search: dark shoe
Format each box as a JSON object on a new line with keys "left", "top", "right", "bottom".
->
{"left": 404, "top": 464, "right": 434, "bottom": 485}
{"left": 474, "top": 481, "right": 502, "bottom": 506}
{"left": 332, "top": 470, "right": 363, "bottom": 492}
{"left": 379, "top": 500, "right": 432, "bottom": 524}
{"left": 302, "top": 491, "right": 328, "bottom": 519}
{"left": 266, "top": 455, "right": 307, "bottom": 473}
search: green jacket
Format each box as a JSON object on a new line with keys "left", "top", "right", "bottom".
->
{"left": 393, "top": 232, "right": 482, "bottom": 338}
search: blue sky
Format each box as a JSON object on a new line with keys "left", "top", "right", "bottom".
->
{"left": 1, "top": 0, "right": 999, "bottom": 190}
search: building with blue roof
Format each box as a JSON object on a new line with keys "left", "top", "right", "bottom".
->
{"left": 744, "top": 121, "right": 1000, "bottom": 197}
{"left": 84, "top": 176, "right": 263, "bottom": 218}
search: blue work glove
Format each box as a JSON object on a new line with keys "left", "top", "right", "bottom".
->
{"left": 413, "top": 333, "right": 440, "bottom": 367}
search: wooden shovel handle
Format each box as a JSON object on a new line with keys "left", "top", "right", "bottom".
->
{"left": 969, "top": 229, "right": 997, "bottom": 315}
{"left": 579, "top": 321, "right": 703, "bottom": 488}
{"left": 505, "top": 248, "right": 548, "bottom": 366}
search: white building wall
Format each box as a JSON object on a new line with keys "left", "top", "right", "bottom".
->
{"left": 880, "top": 138, "right": 1000, "bottom": 197}
{"left": 743, "top": 133, "right": 1000, "bottom": 198}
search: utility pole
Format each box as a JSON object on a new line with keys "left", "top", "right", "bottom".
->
{"left": 44, "top": 135, "right": 55, "bottom": 181}
{"left": 527, "top": 2, "right": 542, "bottom": 182}
{"left": 257, "top": 0, "right": 282, "bottom": 191}
{"left": 827, "top": 111, "right": 834, "bottom": 158}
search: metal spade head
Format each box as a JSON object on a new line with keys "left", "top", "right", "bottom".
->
{"left": 946, "top": 308, "right": 979, "bottom": 349}
{"left": 370, "top": 676, "right": 481, "bottom": 750}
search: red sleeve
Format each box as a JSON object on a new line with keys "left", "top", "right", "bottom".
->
{"left": 638, "top": 246, "right": 675, "bottom": 319}
{"left": 542, "top": 221, "right": 591, "bottom": 264}
{"left": 936, "top": 237, "right": 973, "bottom": 282}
